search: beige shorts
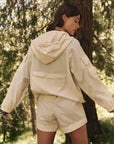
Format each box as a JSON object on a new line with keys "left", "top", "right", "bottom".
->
{"left": 36, "top": 95, "right": 87, "bottom": 133}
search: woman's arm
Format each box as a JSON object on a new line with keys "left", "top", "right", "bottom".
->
{"left": 70, "top": 39, "right": 114, "bottom": 112}
{"left": 1, "top": 47, "right": 32, "bottom": 113}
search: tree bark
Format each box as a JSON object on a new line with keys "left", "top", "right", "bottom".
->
{"left": 64, "top": 0, "right": 105, "bottom": 141}
{"left": 28, "top": 85, "right": 36, "bottom": 135}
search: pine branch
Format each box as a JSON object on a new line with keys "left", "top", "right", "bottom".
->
{"left": 93, "top": 34, "right": 114, "bottom": 58}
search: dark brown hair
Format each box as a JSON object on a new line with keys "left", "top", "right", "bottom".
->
{"left": 46, "top": 3, "right": 81, "bottom": 32}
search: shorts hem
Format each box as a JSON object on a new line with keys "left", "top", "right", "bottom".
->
{"left": 61, "top": 118, "right": 87, "bottom": 133}
{"left": 37, "top": 124, "right": 58, "bottom": 132}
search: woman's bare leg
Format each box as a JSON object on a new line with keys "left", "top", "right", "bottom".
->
{"left": 37, "top": 129, "right": 56, "bottom": 144}
{"left": 69, "top": 124, "right": 88, "bottom": 144}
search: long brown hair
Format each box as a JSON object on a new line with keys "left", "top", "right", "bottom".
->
{"left": 46, "top": 3, "right": 81, "bottom": 32}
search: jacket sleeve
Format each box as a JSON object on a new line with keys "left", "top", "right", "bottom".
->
{"left": 70, "top": 39, "right": 114, "bottom": 112}
{"left": 1, "top": 47, "right": 32, "bottom": 113}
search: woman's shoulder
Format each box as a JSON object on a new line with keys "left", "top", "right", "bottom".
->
{"left": 70, "top": 37, "right": 80, "bottom": 45}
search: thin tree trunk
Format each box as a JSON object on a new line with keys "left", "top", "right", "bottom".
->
{"left": 21, "top": 0, "right": 36, "bottom": 135}
{"left": 28, "top": 85, "right": 36, "bottom": 135}
{"left": 3, "top": 121, "right": 6, "bottom": 142}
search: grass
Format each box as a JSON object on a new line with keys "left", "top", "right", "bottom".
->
{"left": 90, "top": 117, "right": 114, "bottom": 144}
{"left": 91, "top": 104, "right": 114, "bottom": 144}
{"left": 0, "top": 106, "right": 114, "bottom": 144}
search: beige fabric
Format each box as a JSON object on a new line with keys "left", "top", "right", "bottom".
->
{"left": 31, "top": 30, "right": 73, "bottom": 64}
{"left": 36, "top": 95, "right": 87, "bottom": 133}
{"left": 1, "top": 30, "right": 114, "bottom": 113}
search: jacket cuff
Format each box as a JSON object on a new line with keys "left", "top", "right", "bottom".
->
{"left": 0, "top": 109, "right": 8, "bottom": 115}
{"left": 109, "top": 110, "right": 114, "bottom": 113}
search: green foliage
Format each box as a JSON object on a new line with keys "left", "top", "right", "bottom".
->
{"left": 93, "top": 0, "right": 114, "bottom": 80}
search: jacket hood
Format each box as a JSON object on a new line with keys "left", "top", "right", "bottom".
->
{"left": 31, "top": 30, "right": 73, "bottom": 64}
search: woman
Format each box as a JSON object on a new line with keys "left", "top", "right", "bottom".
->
{"left": 1, "top": 4, "right": 114, "bottom": 144}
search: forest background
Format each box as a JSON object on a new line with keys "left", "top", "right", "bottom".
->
{"left": 0, "top": 0, "right": 114, "bottom": 144}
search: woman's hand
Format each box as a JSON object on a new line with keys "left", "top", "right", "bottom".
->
{"left": 109, "top": 110, "right": 114, "bottom": 113}
{"left": 0, "top": 109, "right": 9, "bottom": 120}
{"left": 3, "top": 114, "right": 9, "bottom": 120}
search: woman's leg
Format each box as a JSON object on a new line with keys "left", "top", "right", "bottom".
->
{"left": 69, "top": 124, "right": 88, "bottom": 144}
{"left": 37, "top": 129, "right": 56, "bottom": 144}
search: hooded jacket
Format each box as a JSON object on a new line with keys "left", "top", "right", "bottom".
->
{"left": 1, "top": 30, "right": 114, "bottom": 113}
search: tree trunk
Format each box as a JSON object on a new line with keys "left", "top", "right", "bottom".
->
{"left": 28, "top": 85, "right": 36, "bottom": 135}
{"left": 3, "top": 121, "right": 6, "bottom": 142}
{"left": 64, "top": 0, "right": 105, "bottom": 141}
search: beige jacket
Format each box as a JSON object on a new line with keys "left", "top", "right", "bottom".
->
{"left": 1, "top": 30, "right": 114, "bottom": 113}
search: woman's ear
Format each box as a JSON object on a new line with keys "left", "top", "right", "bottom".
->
{"left": 62, "top": 14, "right": 68, "bottom": 22}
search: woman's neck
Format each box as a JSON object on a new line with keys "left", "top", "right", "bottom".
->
{"left": 55, "top": 26, "right": 65, "bottom": 32}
